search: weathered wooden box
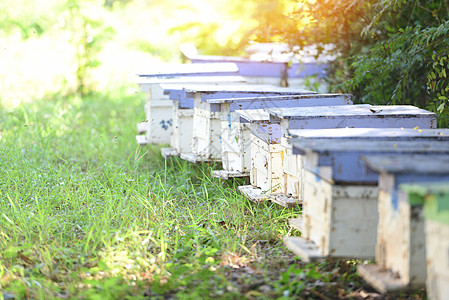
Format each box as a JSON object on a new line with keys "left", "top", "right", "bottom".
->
{"left": 176, "top": 84, "right": 320, "bottom": 163}
{"left": 356, "top": 155, "right": 449, "bottom": 293}
{"left": 136, "top": 62, "right": 240, "bottom": 145}
{"left": 210, "top": 94, "right": 353, "bottom": 179}
{"left": 285, "top": 139, "right": 449, "bottom": 261}
{"left": 422, "top": 184, "right": 449, "bottom": 300}
{"left": 238, "top": 105, "right": 437, "bottom": 205}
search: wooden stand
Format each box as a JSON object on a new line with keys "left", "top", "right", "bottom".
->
{"left": 283, "top": 237, "right": 324, "bottom": 262}
{"left": 238, "top": 185, "right": 299, "bottom": 207}
{"left": 136, "top": 135, "right": 149, "bottom": 146}
{"left": 357, "top": 264, "right": 408, "bottom": 293}
{"left": 180, "top": 153, "right": 215, "bottom": 164}
{"left": 161, "top": 148, "right": 179, "bottom": 158}
{"left": 211, "top": 170, "right": 249, "bottom": 180}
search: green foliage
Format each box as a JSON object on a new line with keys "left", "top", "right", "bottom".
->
{"left": 267, "top": 0, "right": 449, "bottom": 127}
{"left": 0, "top": 0, "right": 55, "bottom": 39}
{"left": 344, "top": 2, "right": 449, "bottom": 127}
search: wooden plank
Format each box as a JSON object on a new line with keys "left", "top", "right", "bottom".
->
{"left": 272, "top": 105, "right": 436, "bottom": 130}
{"left": 357, "top": 264, "right": 407, "bottom": 294}
{"left": 363, "top": 154, "right": 449, "bottom": 175}
{"left": 207, "top": 93, "right": 352, "bottom": 104}
{"left": 283, "top": 236, "right": 324, "bottom": 262}
{"left": 270, "top": 193, "right": 300, "bottom": 208}
{"left": 238, "top": 185, "right": 269, "bottom": 203}
{"left": 137, "top": 121, "right": 148, "bottom": 134}
{"left": 235, "top": 109, "right": 270, "bottom": 123}
{"left": 289, "top": 128, "right": 449, "bottom": 140}
{"left": 268, "top": 105, "right": 435, "bottom": 119}
{"left": 182, "top": 83, "right": 314, "bottom": 94}
{"left": 136, "top": 135, "right": 149, "bottom": 146}
{"left": 180, "top": 153, "right": 215, "bottom": 163}
{"left": 289, "top": 217, "right": 303, "bottom": 231}
{"left": 238, "top": 185, "right": 298, "bottom": 207}
{"left": 211, "top": 170, "right": 249, "bottom": 180}
{"left": 294, "top": 139, "right": 449, "bottom": 183}
{"left": 161, "top": 147, "right": 179, "bottom": 158}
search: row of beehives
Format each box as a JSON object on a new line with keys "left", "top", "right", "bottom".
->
{"left": 135, "top": 63, "right": 448, "bottom": 299}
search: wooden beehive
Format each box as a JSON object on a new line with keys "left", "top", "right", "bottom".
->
{"left": 285, "top": 139, "right": 449, "bottom": 261}
{"left": 356, "top": 155, "right": 449, "bottom": 293}
{"left": 285, "top": 128, "right": 449, "bottom": 199}
{"left": 183, "top": 45, "right": 330, "bottom": 91}
{"left": 237, "top": 105, "right": 437, "bottom": 205}
{"left": 153, "top": 77, "right": 246, "bottom": 157}
{"left": 422, "top": 184, "right": 449, "bottom": 300}
{"left": 176, "top": 84, "right": 319, "bottom": 163}
{"left": 210, "top": 94, "right": 353, "bottom": 179}
{"left": 135, "top": 62, "right": 240, "bottom": 145}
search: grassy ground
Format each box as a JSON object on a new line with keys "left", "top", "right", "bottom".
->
{"left": 0, "top": 90, "right": 425, "bottom": 299}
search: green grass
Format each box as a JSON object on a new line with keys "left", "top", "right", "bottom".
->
{"left": 0, "top": 89, "right": 297, "bottom": 299}
{"left": 0, "top": 89, "right": 425, "bottom": 299}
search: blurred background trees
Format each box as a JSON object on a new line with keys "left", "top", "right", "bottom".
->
{"left": 262, "top": 0, "right": 449, "bottom": 126}
{"left": 1, "top": 0, "right": 448, "bottom": 125}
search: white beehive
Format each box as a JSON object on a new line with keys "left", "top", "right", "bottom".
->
{"left": 176, "top": 84, "right": 319, "bottom": 163}
{"left": 285, "top": 128, "right": 449, "bottom": 199}
{"left": 211, "top": 94, "right": 353, "bottom": 179}
{"left": 356, "top": 159, "right": 449, "bottom": 294}
{"left": 135, "top": 62, "right": 240, "bottom": 145}
{"left": 285, "top": 139, "right": 449, "bottom": 261}
{"left": 237, "top": 105, "right": 437, "bottom": 206}
{"left": 423, "top": 184, "right": 449, "bottom": 300}
{"left": 151, "top": 77, "right": 246, "bottom": 156}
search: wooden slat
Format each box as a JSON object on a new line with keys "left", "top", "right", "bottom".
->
{"left": 268, "top": 105, "right": 435, "bottom": 119}
{"left": 296, "top": 140, "right": 449, "bottom": 183}
{"left": 235, "top": 109, "right": 270, "bottom": 123}
{"left": 182, "top": 84, "right": 315, "bottom": 94}
{"left": 362, "top": 154, "right": 449, "bottom": 175}
{"left": 238, "top": 185, "right": 269, "bottom": 203}
{"left": 211, "top": 170, "right": 249, "bottom": 180}
{"left": 283, "top": 236, "right": 324, "bottom": 262}
{"left": 179, "top": 153, "right": 216, "bottom": 163}
{"left": 357, "top": 264, "right": 408, "bottom": 294}
{"left": 289, "top": 128, "right": 449, "bottom": 139}
{"left": 161, "top": 148, "right": 179, "bottom": 158}
{"left": 207, "top": 93, "right": 352, "bottom": 104}
{"left": 270, "top": 193, "right": 300, "bottom": 208}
